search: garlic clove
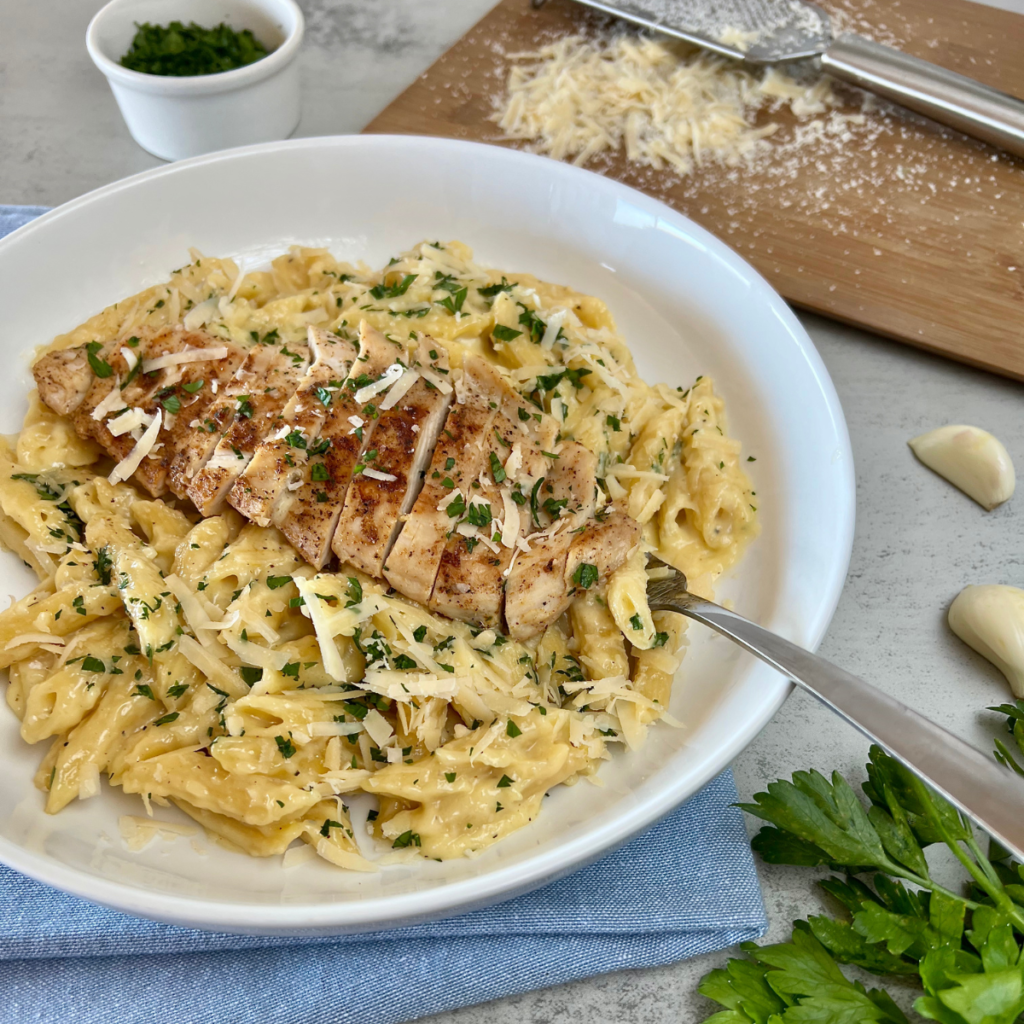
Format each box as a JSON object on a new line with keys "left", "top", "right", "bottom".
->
{"left": 908, "top": 424, "right": 1014, "bottom": 511}
{"left": 948, "top": 584, "right": 1024, "bottom": 698}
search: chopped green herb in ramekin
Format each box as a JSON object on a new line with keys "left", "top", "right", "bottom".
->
{"left": 119, "top": 21, "right": 271, "bottom": 77}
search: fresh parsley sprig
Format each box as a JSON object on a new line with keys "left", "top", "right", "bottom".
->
{"left": 698, "top": 742, "right": 1024, "bottom": 1023}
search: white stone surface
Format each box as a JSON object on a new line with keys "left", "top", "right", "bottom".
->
{"left": 3, "top": 0, "right": 1024, "bottom": 1020}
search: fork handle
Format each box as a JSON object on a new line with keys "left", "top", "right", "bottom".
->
{"left": 821, "top": 35, "right": 1024, "bottom": 159}
{"left": 651, "top": 591, "right": 1024, "bottom": 858}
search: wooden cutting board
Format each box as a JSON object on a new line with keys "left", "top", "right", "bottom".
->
{"left": 365, "top": 0, "right": 1024, "bottom": 380}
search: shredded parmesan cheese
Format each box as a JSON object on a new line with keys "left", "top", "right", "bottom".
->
{"left": 90, "top": 387, "right": 127, "bottom": 422}
{"left": 109, "top": 409, "right": 161, "bottom": 484}
{"left": 362, "top": 467, "right": 397, "bottom": 482}
{"left": 354, "top": 363, "right": 404, "bottom": 404}
{"left": 378, "top": 369, "right": 419, "bottom": 411}
{"left": 495, "top": 35, "right": 836, "bottom": 176}
{"left": 142, "top": 346, "right": 228, "bottom": 373}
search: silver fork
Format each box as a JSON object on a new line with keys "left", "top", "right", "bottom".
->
{"left": 646, "top": 557, "right": 1024, "bottom": 859}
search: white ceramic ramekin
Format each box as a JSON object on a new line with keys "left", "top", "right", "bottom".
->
{"left": 86, "top": 0, "right": 304, "bottom": 161}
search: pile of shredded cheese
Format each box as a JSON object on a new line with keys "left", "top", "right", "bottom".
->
{"left": 493, "top": 35, "right": 836, "bottom": 175}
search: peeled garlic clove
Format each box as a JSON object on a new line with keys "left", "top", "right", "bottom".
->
{"left": 908, "top": 424, "right": 1014, "bottom": 510}
{"left": 948, "top": 585, "right": 1024, "bottom": 698}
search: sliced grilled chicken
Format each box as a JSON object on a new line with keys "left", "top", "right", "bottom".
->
{"left": 383, "top": 357, "right": 502, "bottom": 605}
{"left": 564, "top": 510, "right": 642, "bottom": 594}
{"left": 34, "top": 328, "right": 246, "bottom": 496}
{"left": 186, "top": 342, "right": 311, "bottom": 516}
{"left": 275, "top": 322, "right": 402, "bottom": 567}
{"left": 504, "top": 507, "right": 640, "bottom": 641}
{"left": 230, "top": 327, "right": 357, "bottom": 527}
{"left": 32, "top": 348, "right": 92, "bottom": 416}
{"left": 331, "top": 339, "right": 453, "bottom": 577}
{"left": 503, "top": 443, "right": 603, "bottom": 640}
{"left": 428, "top": 369, "right": 553, "bottom": 627}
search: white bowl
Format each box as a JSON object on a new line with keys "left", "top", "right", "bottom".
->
{"left": 86, "top": 0, "right": 303, "bottom": 161}
{"left": 0, "top": 136, "right": 855, "bottom": 934}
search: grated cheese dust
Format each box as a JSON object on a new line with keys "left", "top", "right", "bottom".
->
{"left": 493, "top": 34, "right": 837, "bottom": 176}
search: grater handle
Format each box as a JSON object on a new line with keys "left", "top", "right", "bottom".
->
{"left": 821, "top": 35, "right": 1024, "bottom": 159}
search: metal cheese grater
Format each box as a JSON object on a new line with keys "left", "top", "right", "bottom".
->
{"left": 534, "top": 0, "right": 1024, "bottom": 158}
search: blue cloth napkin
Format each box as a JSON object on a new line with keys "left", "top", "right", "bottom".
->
{"left": 0, "top": 204, "right": 766, "bottom": 1024}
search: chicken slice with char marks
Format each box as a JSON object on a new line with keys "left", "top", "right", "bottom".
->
{"left": 332, "top": 339, "right": 453, "bottom": 577}
{"left": 124, "top": 334, "right": 248, "bottom": 496}
{"left": 33, "top": 328, "right": 246, "bottom": 497}
{"left": 428, "top": 370, "right": 553, "bottom": 627}
{"left": 186, "top": 341, "right": 311, "bottom": 516}
{"left": 383, "top": 356, "right": 502, "bottom": 606}
{"left": 502, "top": 444, "right": 605, "bottom": 640}
{"left": 275, "top": 322, "right": 401, "bottom": 568}
{"left": 230, "top": 327, "right": 357, "bottom": 527}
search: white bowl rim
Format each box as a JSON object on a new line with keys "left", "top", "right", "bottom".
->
{"left": 85, "top": 0, "right": 304, "bottom": 96}
{"left": 0, "top": 134, "right": 855, "bottom": 934}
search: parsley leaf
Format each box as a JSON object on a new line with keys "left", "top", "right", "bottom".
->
{"left": 572, "top": 563, "right": 599, "bottom": 590}
{"left": 85, "top": 341, "right": 113, "bottom": 379}
{"left": 492, "top": 324, "right": 522, "bottom": 342}
{"left": 275, "top": 735, "right": 296, "bottom": 758}
{"left": 370, "top": 274, "right": 416, "bottom": 300}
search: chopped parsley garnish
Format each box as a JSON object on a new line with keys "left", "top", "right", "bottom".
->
{"left": 369, "top": 274, "right": 416, "bottom": 301}
{"left": 320, "top": 819, "right": 345, "bottom": 838}
{"left": 265, "top": 575, "right": 292, "bottom": 589}
{"left": 119, "top": 20, "right": 270, "bottom": 77}
{"left": 167, "top": 682, "right": 189, "bottom": 698}
{"left": 517, "top": 303, "right": 547, "bottom": 343}
{"left": 81, "top": 656, "right": 106, "bottom": 673}
{"left": 606, "top": 414, "right": 621, "bottom": 432}
{"left": 393, "top": 653, "right": 417, "bottom": 670}
{"left": 182, "top": 379, "right": 204, "bottom": 394}
{"left": 652, "top": 631, "right": 669, "bottom": 648}
{"left": 235, "top": 395, "right": 253, "bottom": 418}
{"left": 492, "top": 325, "right": 522, "bottom": 342}
{"left": 315, "top": 386, "right": 332, "bottom": 407}
{"left": 342, "top": 700, "right": 369, "bottom": 720}
{"left": 240, "top": 666, "right": 262, "bottom": 685}
{"left": 281, "top": 662, "right": 299, "bottom": 679}
{"left": 284, "top": 430, "right": 306, "bottom": 449}
{"left": 154, "top": 712, "right": 179, "bottom": 726}
{"left": 478, "top": 277, "right": 515, "bottom": 298}
{"left": 488, "top": 451, "right": 506, "bottom": 483}
{"left": 630, "top": 613, "right": 643, "bottom": 631}
{"left": 445, "top": 772, "right": 457, "bottom": 783}
{"left": 466, "top": 502, "right": 492, "bottom": 528}
{"left": 438, "top": 286, "right": 467, "bottom": 315}
{"left": 392, "top": 830, "right": 421, "bottom": 849}
{"left": 85, "top": 341, "right": 113, "bottom": 378}
{"left": 93, "top": 547, "right": 113, "bottom": 586}
{"left": 413, "top": 625, "right": 428, "bottom": 643}
{"left": 534, "top": 367, "right": 592, "bottom": 393}
{"left": 506, "top": 720, "right": 522, "bottom": 738}
{"left": 311, "top": 462, "right": 330, "bottom": 482}
{"left": 275, "top": 735, "right": 296, "bottom": 758}
{"left": 445, "top": 494, "right": 466, "bottom": 518}
{"left": 161, "top": 394, "right": 182, "bottom": 414}
{"left": 496, "top": 774, "right": 513, "bottom": 788}
{"left": 345, "top": 577, "right": 362, "bottom": 608}
{"left": 120, "top": 358, "right": 142, "bottom": 390}
{"left": 572, "top": 563, "right": 599, "bottom": 590}
{"left": 133, "top": 684, "right": 156, "bottom": 700}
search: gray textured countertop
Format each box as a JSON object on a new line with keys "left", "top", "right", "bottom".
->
{"left": 3, "top": 1, "right": 1024, "bottom": 1020}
